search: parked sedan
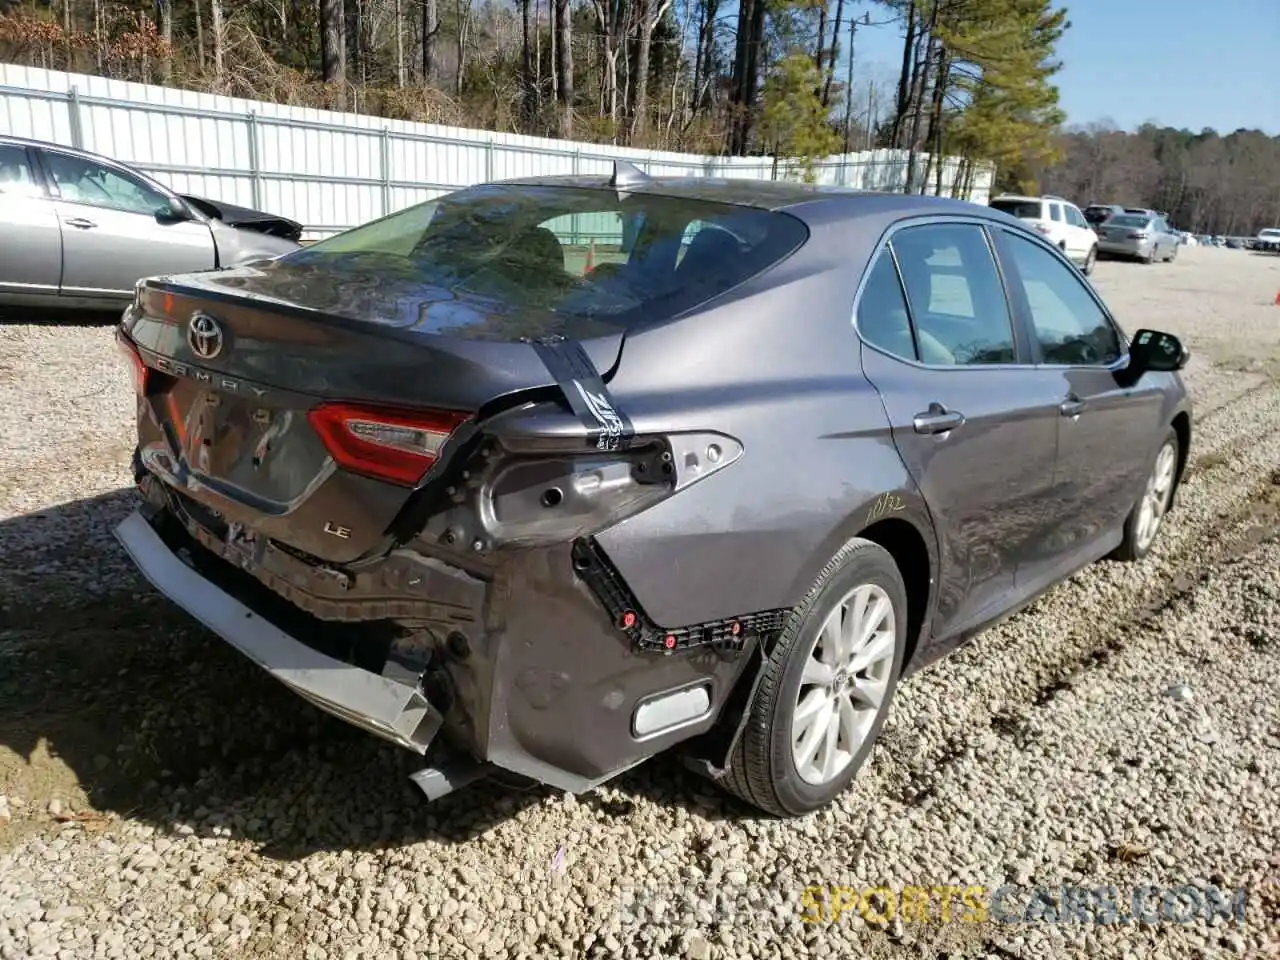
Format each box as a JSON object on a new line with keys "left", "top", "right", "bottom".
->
{"left": 0, "top": 135, "right": 301, "bottom": 310}
{"left": 113, "top": 168, "right": 1192, "bottom": 817}
{"left": 1254, "top": 228, "right": 1280, "bottom": 253}
{"left": 1094, "top": 212, "right": 1181, "bottom": 263}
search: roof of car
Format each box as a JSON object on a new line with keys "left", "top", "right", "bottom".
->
{"left": 0, "top": 133, "right": 138, "bottom": 170}
{"left": 497, "top": 173, "right": 1001, "bottom": 222}
{"left": 990, "top": 194, "right": 1043, "bottom": 202}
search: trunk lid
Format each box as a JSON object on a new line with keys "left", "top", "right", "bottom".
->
{"left": 126, "top": 259, "right": 624, "bottom": 563}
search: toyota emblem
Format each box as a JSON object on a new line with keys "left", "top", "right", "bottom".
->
{"left": 187, "top": 312, "right": 224, "bottom": 360}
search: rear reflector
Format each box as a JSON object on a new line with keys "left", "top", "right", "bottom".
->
{"left": 307, "top": 402, "right": 470, "bottom": 486}
{"left": 116, "top": 331, "right": 149, "bottom": 396}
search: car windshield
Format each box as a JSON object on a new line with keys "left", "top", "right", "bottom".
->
{"left": 279, "top": 184, "right": 809, "bottom": 335}
{"left": 990, "top": 199, "right": 1042, "bottom": 219}
{"left": 1259, "top": 229, "right": 1280, "bottom": 238}
{"left": 1107, "top": 214, "right": 1151, "bottom": 229}
{"left": 1083, "top": 207, "right": 1113, "bottom": 222}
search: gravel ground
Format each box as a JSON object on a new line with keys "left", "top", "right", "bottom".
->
{"left": 1, "top": 246, "right": 1279, "bottom": 960}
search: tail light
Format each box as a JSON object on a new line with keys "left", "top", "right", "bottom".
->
{"left": 308, "top": 402, "right": 471, "bottom": 486}
{"left": 475, "top": 432, "right": 742, "bottom": 548}
{"left": 1033, "top": 224, "right": 1052, "bottom": 235}
{"left": 116, "top": 330, "right": 149, "bottom": 396}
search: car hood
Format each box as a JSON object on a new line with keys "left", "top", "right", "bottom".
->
{"left": 181, "top": 195, "right": 304, "bottom": 242}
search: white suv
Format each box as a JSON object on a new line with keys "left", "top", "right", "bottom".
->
{"left": 989, "top": 194, "right": 1100, "bottom": 275}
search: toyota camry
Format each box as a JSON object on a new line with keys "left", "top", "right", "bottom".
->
{"left": 113, "top": 163, "right": 1192, "bottom": 817}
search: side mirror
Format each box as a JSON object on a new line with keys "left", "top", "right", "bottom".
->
{"left": 1122, "top": 328, "right": 1189, "bottom": 382}
{"left": 155, "top": 199, "right": 193, "bottom": 224}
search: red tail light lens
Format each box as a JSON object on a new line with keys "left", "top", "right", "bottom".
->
{"left": 307, "top": 402, "right": 470, "bottom": 486}
{"left": 116, "top": 331, "right": 149, "bottom": 396}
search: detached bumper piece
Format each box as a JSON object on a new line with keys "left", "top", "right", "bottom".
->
{"left": 114, "top": 509, "right": 484, "bottom": 799}
{"left": 571, "top": 538, "right": 790, "bottom": 655}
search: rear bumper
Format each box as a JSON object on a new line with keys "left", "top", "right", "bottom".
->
{"left": 1097, "top": 238, "right": 1154, "bottom": 257}
{"left": 114, "top": 510, "right": 445, "bottom": 754}
{"left": 114, "top": 501, "right": 758, "bottom": 795}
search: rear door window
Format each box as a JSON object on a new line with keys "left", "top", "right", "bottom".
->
{"left": 890, "top": 223, "right": 1017, "bottom": 365}
{"left": 1048, "top": 204, "right": 1063, "bottom": 222}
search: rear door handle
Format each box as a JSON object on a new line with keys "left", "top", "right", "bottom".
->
{"left": 913, "top": 404, "right": 966, "bottom": 435}
{"left": 1059, "top": 396, "right": 1087, "bottom": 417}
{"left": 63, "top": 217, "right": 97, "bottom": 229}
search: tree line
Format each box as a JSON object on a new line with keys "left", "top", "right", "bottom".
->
{"left": 1, "top": 0, "right": 1275, "bottom": 229}
{"left": 1039, "top": 122, "right": 1280, "bottom": 237}
{"left": 0, "top": 1, "right": 1063, "bottom": 176}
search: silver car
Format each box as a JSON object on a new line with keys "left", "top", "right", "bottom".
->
{"left": 1094, "top": 212, "right": 1180, "bottom": 264}
{"left": 0, "top": 135, "right": 301, "bottom": 310}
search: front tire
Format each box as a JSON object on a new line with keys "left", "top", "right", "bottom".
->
{"left": 1082, "top": 244, "right": 1097, "bottom": 275}
{"left": 719, "top": 539, "right": 907, "bottom": 817}
{"left": 1113, "top": 429, "right": 1179, "bottom": 562}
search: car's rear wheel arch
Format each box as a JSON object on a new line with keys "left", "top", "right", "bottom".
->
{"left": 1170, "top": 411, "right": 1192, "bottom": 505}
{"left": 788, "top": 504, "right": 936, "bottom": 671}
{"left": 857, "top": 517, "right": 931, "bottom": 668}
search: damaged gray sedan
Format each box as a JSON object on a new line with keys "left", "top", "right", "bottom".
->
{"left": 0, "top": 134, "right": 300, "bottom": 310}
{"left": 114, "top": 164, "right": 1192, "bottom": 816}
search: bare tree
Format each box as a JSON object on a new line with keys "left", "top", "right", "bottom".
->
{"left": 629, "top": 0, "right": 673, "bottom": 139}
{"left": 554, "top": 0, "right": 574, "bottom": 136}
{"left": 422, "top": 0, "right": 438, "bottom": 83}
{"left": 209, "top": 0, "right": 225, "bottom": 86}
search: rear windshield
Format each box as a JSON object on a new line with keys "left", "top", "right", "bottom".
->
{"left": 1083, "top": 206, "right": 1113, "bottom": 222}
{"left": 1107, "top": 214, "right": 1151, "bottom": 229}
{"left": 279, "top": 184, "right": 809, "bottom": 337}
{"left": 990, "top": 199, "right": 1042, "bottom": 220}
{"left": 1259, "top": 229, "right": 1280, "bottom": 238}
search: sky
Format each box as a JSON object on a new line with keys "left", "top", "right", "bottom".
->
{"left": 848, "top": 0, "right": 1280, "bottom": 135}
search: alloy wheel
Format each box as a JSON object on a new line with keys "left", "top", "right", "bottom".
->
{"left": 791, "top": 583, "right": 897, "bottom": 786}
{"left": 1135, "top": 440, "right": 1177, "bottom": 552}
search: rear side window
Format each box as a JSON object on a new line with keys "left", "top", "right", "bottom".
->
{"left": 284, "top": 184, "right": 809, "bottom": 336}
{"left": 890, "top": 223, "right": 1016, "bottom": 365}
{"left": 990, "top": 199, "right": 1042, "bottom": 220}
{"left": 857, "top": 253, "right": 917, "bottom": 362}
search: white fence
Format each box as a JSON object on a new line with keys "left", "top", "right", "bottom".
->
{"left": 0, "top": 64, "right": 995, "bottom": 241}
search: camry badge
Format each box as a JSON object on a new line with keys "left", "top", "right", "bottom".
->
{"left": 188, "top": 312, "right": 224, "bottom": 360}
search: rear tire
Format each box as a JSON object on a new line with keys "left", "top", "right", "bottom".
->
{"left": 718, "top": 539, "right": 907, "bottom": 817}
{"left": 1112, "top": 428, "right": 1179, "bottom": 562}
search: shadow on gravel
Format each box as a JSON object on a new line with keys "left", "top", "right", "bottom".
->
{"left": 0, "top": 306, "right": 122, "bottom": 326}
{"left": 0, "top": 489, "right": 749, "bottom": 858}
